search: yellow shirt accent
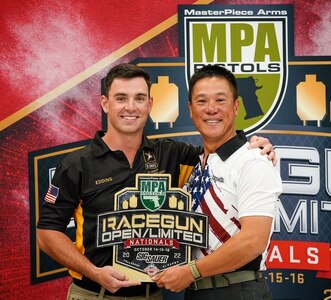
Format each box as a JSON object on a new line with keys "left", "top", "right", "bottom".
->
{"left": 179, "top": 164, "right": 194, "bottom": 188}
{"left": 69, "top": 200, "right": 84, "bottom": 280}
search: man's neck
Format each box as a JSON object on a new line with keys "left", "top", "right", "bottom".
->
{"left": 102, "top": 131, "right": 143, "bottom": 167}
{"left": 203, "top": 130, "right": 237, "bottom": 157}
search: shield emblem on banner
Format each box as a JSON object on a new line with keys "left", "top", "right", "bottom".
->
{"left": 183, "top": 11, "right": 288, "bottom": 135}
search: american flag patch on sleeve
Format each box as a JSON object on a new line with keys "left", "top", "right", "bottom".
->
{"left": 44, "top": 184, "right": 59, "bottom": 204}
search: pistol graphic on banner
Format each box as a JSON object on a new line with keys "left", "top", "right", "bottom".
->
{"left": 97, "top": 174, "right": 209, "bottom": 281}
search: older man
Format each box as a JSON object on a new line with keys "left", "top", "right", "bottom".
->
{"left": 153, "top": 65, "right": 282, "bottom": 300}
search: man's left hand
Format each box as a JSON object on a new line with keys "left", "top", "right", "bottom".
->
{"left": 152, "top": 265, "right": 194, "bottom": 292}
{"left": 249, "top": 135, "right": 277, "bottom": 166}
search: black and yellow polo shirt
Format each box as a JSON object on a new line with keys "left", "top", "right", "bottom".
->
{"left": 37, "top": 131, "right": 200, "bottom": 296}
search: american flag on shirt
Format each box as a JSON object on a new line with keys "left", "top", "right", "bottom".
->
{"left": 187, "top": 162, "right": 240, "bottom": 257}
{"left": 187, "top": 162, "right": 211, "bottom": 211}
{"left": 44, "top": 184, "right": 59, "bottom": 204}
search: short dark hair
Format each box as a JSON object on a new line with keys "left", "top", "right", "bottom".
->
{"left": 188, "top": 65, "right": 238, "bottom": 102}
{"left": 103, "top": 63, "right": 151, "bottom": 97}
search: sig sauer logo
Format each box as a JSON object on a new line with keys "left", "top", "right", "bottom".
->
{"left": 182, "top": 5, "right": 288, "bottom": 134}
{"left": 140, "top": 179, "right": 166, "bottom": 211}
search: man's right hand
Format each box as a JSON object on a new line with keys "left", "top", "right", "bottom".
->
{"left": 94, "top": 266, "right": 141, "bottom": 293}
{"left": 37, "top": 229, "right": 140, "bottom": 293}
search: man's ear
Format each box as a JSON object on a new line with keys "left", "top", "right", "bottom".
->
{"left": 100, "top": 95, "right": 108, "bottom": 113}
{"left": 234, "top": 98, "right": 240, "bottom": 116}
{"left": 148, "top": 96, "right": 154, "bottom": 113}
{"left": 188, "top": 101, "right": 193, "bottom": 118}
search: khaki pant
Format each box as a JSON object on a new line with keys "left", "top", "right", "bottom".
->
{"left": 67, "top": 283, "right": 163, "bottom": 300}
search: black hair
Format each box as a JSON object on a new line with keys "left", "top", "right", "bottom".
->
{"left": 103, "top": 63, "right": 151, "bottom": 97}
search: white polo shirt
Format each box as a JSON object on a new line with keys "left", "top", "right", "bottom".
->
{"left": 185, "top": 131, "right": 282, "bottom": 271}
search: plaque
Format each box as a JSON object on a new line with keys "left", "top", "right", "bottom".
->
{"left": 97, "top": 173, "right": 208, "bottom": 281}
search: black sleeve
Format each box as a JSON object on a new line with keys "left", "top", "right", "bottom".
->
{"left": 37, "top": 163, "right": 80, "bottom": 233}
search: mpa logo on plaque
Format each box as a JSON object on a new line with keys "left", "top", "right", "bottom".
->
{"left": 140, "top": 179, "right": 166, "bottom": 212}
{"left": 97, "top": 174, "right": 208, "bottom": 281}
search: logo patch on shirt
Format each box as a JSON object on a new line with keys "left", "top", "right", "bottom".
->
{"left": 212, "top": 175, "right": 224, "bottom": 183}
{"left": 44, "top": 184, "right": 59, "bottom": 204}
{"left": 143, "top": 150, "right": 159, "bottom": 173}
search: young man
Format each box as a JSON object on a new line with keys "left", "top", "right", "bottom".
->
{"left": 37, "top": 63, "right": 276, "bottom": 300}
{"left": 153, "top": 65, "right": 282, "bottom": 300}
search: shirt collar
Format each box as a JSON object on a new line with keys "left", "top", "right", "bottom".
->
{"left": 91, "top": 131, "right": 109, "bottom": 157}
{"left": 92, "top": 131, "right": 155, "bottom": 157}
{"left": 215, "top": 130, "right": 247, "bottom": 161}
{"left": 141, "top": 135, "right": 156, "bottom": 153}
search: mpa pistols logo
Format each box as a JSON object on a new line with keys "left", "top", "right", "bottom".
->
{"left": 182, "top": 6, "right": 288, "bottom": 134}
{"left": 140, "top": 179, "right": 166, "bottom": 211}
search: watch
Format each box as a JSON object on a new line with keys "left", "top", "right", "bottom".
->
{"left": 188, "top": 259, "right": 202, "bottom": 280}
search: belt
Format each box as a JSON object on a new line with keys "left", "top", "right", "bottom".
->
{"left": 73, "top": 278, "right": 158, "bottom": 297}
{"left": 190, "top": 270, "right": 263, "bottom": 290}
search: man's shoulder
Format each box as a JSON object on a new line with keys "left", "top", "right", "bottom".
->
{"left": 232, "top": 143, "right": 271, "bottom": 166}
{"left": 60, "top": 143, "right": 93, "bottom": 168}
{"left": 148, "top": 137, "right": 198, "bottom": 149}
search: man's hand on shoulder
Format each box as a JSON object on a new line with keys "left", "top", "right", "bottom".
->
{"left": 248, "top": 135, "right": 277, "bottom": 166}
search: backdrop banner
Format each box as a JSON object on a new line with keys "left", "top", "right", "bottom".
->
{"left": 29, "top": 4, "right": 330, "bottom": 300}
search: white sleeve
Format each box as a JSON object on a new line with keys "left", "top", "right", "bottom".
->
{"left": 236, "top": 154, "right": 282, "bottom": 218}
